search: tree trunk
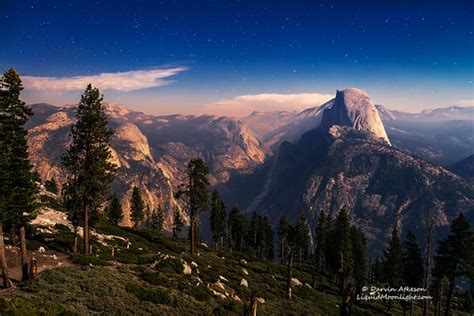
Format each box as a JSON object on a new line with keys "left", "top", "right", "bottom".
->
{"left": 10, "top": 229, "right": 17, "bottom": 249}
{"left": 444, "top": 279, "right": 455, "bottom": 316}
{"left": 250, "top": 293, "right": 258, "bottom": 316}
{"left": 20, "top": 226, "right": 29, "bottom": 281}
{"left": 286, "top": 249, "right": 294, "bottom": 299}
{"left": 220, "top": 236, "right": 224, "bottom": 252}
{"left": 423, "top": 217, "right": 436, "bottom": 316}
{"left": 190, "top": 211, "right": 196, "bottom": 255}
{"left": 0, "top": 222, "right": 12, "bottom": 288}
{"left": 240, "top": 236, "right": 244, "bottom": 253}
{"left": 280, "top": 239, "right": 285, "bottom": 263}
{"left": 73, "top": 226, "right": 78, "bottom": 254}
{"left": 83, "top": 204, "right": 89, "bottom": 254}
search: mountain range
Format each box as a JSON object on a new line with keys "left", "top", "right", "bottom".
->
{"left": 26, "top": 89, "right": 474, "bottom": 254}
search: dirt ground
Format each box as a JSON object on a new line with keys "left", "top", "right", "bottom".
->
{"left": 3, "top": 246, "right": 72, "bottom": 282}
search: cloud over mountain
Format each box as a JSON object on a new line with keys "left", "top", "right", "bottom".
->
{"left": 23, "top": 67, "right": 187, "bottom": 92}
{"left": 203, "top": 92, "right": 333, "bottom": 116}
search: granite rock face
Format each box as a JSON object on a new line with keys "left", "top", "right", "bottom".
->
{"left": 27, "top": 103, "right": 266, "bottom": 228}
{"left": 320, "top": 89, "right": 391, "bottom": 145}
{"left": 251, "top": 125, "right": 474, "bottom": 254}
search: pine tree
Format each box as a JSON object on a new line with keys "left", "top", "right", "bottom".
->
{"left": 315, "top": 210, "right": 328, "bottom": 272}
{"left": 402, "top": 230, "right": 424, "bottom": 287}
{"left": 62, "top": 180, "right": 82, "bottom": 253}
{"left": 351, "top": 225, "right": 367, "bottom": 287}
{"left": 248, "top": 211, "right": 260, "bottom": 256}
{"left": 382, "top": 226, "right": 404, "bottom": 287}
{"left": 107, "top": 192, "right": 123, "bottom": 226}
{"left": 285, "top": 224, "right": 298, "bottom": 299}
{"left": 175, "top": 158, "right": 210, "bottom": 255}
{"left": 0, "top": 69, "right": 38, "bottom": 284}
{"left": 44, "top": 178, "right": 58, "bottom": 194}
{"left": 331, "top": 208, "right": 353, "bottom": 276}
{"left": 228, "top": 206, "right": 248, "bottom": 253}
{"left": 210, "top": 189, "right": 226, "bottom": 250}
{"left": 278, "top": 214, "right": 290, "bottom": 262}
{"left": 295, "top": 209, "right": 310, "bottom": 266}
{"left": 130, "top": 186, "right": 146, "bottom": 228}
{"left": 262, "top": 215, "right": 274, "bottom": 261}
{"left": 433, "top": 213, "right": 474, "bottom": 316}
{"left": 372, "top": 258, "right": 384, "bottom": 283}
{"left": 62, "top": 84, "right": 116, "bottom": 254}
{"left": 148, "top": 205, "right": 165, "bottom": 232}
{"left": 172, "top": 208, "right": 184, "bottom": 237}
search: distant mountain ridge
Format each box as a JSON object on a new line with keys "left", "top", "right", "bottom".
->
{"left": 27, "top": 103, "right": 266, "bottom": 227}
{"left": 245, "top": 89, "right": 474, "bottom": 254}
{"left": 242, "top": 99, "right": 473, "bottom": 165}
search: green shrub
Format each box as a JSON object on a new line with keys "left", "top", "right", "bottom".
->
{"left": 155, "top": 258, "right": 184, "bottom": 274}
{"left": 125, "top": 283, "right": 171, "bottom": 305}
{"left": 141, "top": 271, "right": 170, "bottom": 286}
{"left": 183, "top": 285, "right": 212, "bottom": 302}
{"left": 71, "top": 254, "right": 110, "bottom": 266}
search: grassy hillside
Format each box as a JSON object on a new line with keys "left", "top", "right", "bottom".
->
{"left": 0, "top": 214, "right": 454, "bottom": 316}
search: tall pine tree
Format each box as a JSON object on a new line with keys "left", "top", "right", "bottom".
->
{"left": 175, "top": 158, "right": 210, "bottom": 255}
{"left": 210, "top": 189, "right": 226, "bottom": 251}
{"left": 402, "top": 230, "right": 424, "bottom": 287}
{"left": 433, "top": 213, "right": 474, "bottom": 316}
{"left": 315, "top": 210, "right": 328, "bottom": 272}
{"left": 146, "top": 206, "right": 164, "bottom": 232}
{"left": 172, "top": 208, "right": 184, "bottom": 237}
{"left": 331, "top": 208, "right": 353, "bottom": 276}
{"left": 278, "top": 214, "right": 290, "bottom": 263}
{"left": 262, "top": 215, "right": 274, "bottom": 261}
{"left": 351, "top": 225, "right": 367, "bottom": 287}
{"left": 62, "top": 84, "right": 116, "bottom": 254}
{"left": 0, "top": 69, "right": 38, "bottom": 285}
{"left": 130, "top": 186, "right": 146, "bottom": 228}
{"left": 382, "top": 226, "right": 404, "bottom": 287}
{"left": 228, "top": 206, "right": 248, "bottom": 253}
{"left": 107, "top": 192, "right": 123, "bottom": 226}
{"left": 295, "top": 209, "right": 310, "bottom": 266}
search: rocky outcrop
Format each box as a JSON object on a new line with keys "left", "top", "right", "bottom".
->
{"left": 251, "top": 125, "right": 474, "bottom": 254}
{"left": 247, "top": 89, "right": 473, "bottom": 254}
{"left": 449, "top": 154, "right": 474, "bottom": 181}
{"left": 320, "top": 89, "right": 391, "bottom": 145}
{"left": 27, "top": 103, "right": 266, "bottom": 228}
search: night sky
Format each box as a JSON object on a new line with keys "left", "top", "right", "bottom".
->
{"left": 1, "top": 0, "right": 473, "bottom": 115}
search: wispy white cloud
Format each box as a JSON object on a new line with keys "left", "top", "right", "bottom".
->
{"left": 202, "top": 92, "right": 333, "bottom": 116}
{"left": 457, "top": 99, "right": 474, "bottom": 106}
{"left": 22, "top": 67, "right": 187, "bottom": 92}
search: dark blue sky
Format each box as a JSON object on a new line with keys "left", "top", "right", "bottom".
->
{"left": 1, "top": 0, "right": 473, "bottom": 115}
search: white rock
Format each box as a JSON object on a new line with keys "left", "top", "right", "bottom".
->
{"left": 256, "top": 297, "right": 266, "bottom": 304}
{"left": 240, "top": 259, "right": 247, "bottom": 265}
{"left": 183, "top": 262, "right": 192, "bottom": 275}
{"left": 219, "top": 275, "right": 229, "bottom": 282}
{"left": 291, "top": 278, "right": 302, "bottom": 286}
{"left": 240, "top": 278, "right": 248, "bottom": 288}
{"left": 215, "top": 281, "right": 225, "bottom": 291}
{"left": 191, "top": 261, "right": 198, "bottom": 267}
{"left": 38, "top": 246, "right": 46, "bottom": 253}
{"left": 242, "top": 268, "right": 248, "bottom": 275}
{"left": 200, "top": 242, "right": 208, "bottom": 248}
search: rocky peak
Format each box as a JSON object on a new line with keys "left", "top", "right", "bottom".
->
{"left": 321, "top": 88, "right": 391, "bottom": 145}
{"left": 111, "top": 123, "right": 153, "bottom": 162}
